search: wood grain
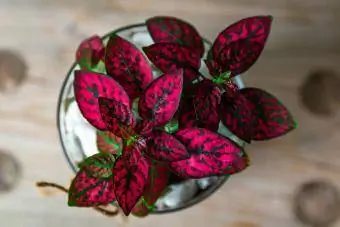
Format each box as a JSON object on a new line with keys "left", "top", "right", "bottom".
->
{"left": 0, "top": 0, "right": 340, "bottom": 226}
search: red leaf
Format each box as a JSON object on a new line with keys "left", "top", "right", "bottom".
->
{"left": 146, "top": 16, "right": 204, "bottom": 57}
{"left": 135, "top": 120, "right": 155, "bottom": 137}
{"left": 220, "top": 151, "right": 250, "bottom": 175}
{"left": 218, "top": 39, "right": 264, "bottom": 75}
{"left": 105, "top": 35, "right": 153, "bottom": 100}
{"left": 194, "top": 79, "right": 214, "bottom": 96}
{"left": 204, "top": 59, "right": 223, "bottom": 78}
{"left": 96, "top": 131, "right": 123, "bottom": 155}
{"left": 240, "top": 88, "right": 296, "bottom": 140}
{"left": 219, "top": 90, "right": 253, "bottom": 143}
{"left": 143, "top": 43, "right": 201, "bottom": 84}
{"left": 211, "top": 15, "right": 272, "bottom": 69}
{"left": 68, "top": 169, "right": 115, "bottom": 207}
{"left": 138, "top": 70, "right": 183, "bottom": 126}
{"left": 113, "top": 144, "right": 149, "bottom": 216}
{"left": 178, "top": 97, "right": 200, "bottom": 129}
{"left": 98, "top": 97, "right": 136, "bottom": 138}
{"left": 78, "top": 153, "right": 116, "bottom": 179}
{"left": 74, "top": 70, "right": 130, "bottom": 130}
{"left": 143, "top": 159, "right": 170, "bottom": 205}
{"left": 146, "top": 130, "right": 189, "bottom": 162}
{"left": 182, "top": 78, "right": 202, "bottom": 97}
{"left": 170, "top": 128, "right": 248, "bottom": 178}
{"left": 192, "top": 80, "right": 221, "bottom": 131}
{"left": 179, "top": 80, "right": 223, "bottom": 131}
{"left": 75, "top": 35, "right": 104, "bottom": 70}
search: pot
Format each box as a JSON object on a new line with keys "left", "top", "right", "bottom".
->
{"left": 57, "top": 23, "right": 246, "bottom": 214}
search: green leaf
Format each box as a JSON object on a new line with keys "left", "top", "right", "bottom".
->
{"left": 78, "top": 153, "right": 116, "bottom": 179}
{"left": 96, "top": 130, "right": 123, "bottom": 155}
{"left": 77, "top": 49, "right": 92, "bottom": 71}
{"left": 164, "top": 119, "right": 179, "bottom": 134}
{"left": 77, "top": 58, "right": 106, "bottom": 74}
{"left": 141, "top": 196, "right": 157, "bottom": 211}
{"left": 131, "top": 98, "right": 140, "bottom": 119}
{"left": 91, "top": 60, "right": 106, "bottom": 74}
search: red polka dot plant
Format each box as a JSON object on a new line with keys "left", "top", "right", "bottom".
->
{"left": 64, "top": 15, "right": 296, "bottom": 217}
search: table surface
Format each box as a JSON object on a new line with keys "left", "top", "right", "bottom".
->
{"left": 1, "top": 0, "right": 340, "bottom": 226}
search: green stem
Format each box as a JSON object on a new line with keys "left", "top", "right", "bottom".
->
{"left": 212, "top": 71, "right": 231, "bottom": 84}
{"left": 125, "top": 135, "right": 138, "bottom": 146}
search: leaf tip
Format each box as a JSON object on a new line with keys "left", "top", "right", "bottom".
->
{"left": 108, "top": 33, "right": 119, "bottom": 40}
{"left": 142, "top": 45, "right": 150, "bottom": 54}
{"left": 293, "top": 120, "right": 298, "bottom": 129}
{"left": 67, "top": 198, "right": 77, "bottom": 207}
{"left": 244, "top": 154, "right": 251, "bottom": 166}
{"left": 121, "top": 207, "right": 132, "bottom": 216}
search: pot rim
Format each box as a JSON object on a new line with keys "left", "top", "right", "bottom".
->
{"left": 56, "top": 22, "right": 233, "bottom": 215}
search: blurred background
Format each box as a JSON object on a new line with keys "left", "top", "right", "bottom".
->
{"left": 0, "top": 0, "right": 340, "bottom": 226}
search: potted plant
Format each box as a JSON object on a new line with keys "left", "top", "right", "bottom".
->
{"left": 37, "top": 15, "right": 296, "bottom": 218}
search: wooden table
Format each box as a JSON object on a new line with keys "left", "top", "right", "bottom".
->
{"left": 1, "top": 0, "right": 340, "bottom": 226}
